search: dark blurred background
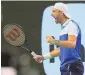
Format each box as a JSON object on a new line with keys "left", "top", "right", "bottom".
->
{"left": 1, "top": 1, "right": 85, "bottom": 75}
{"left": 1, "top": 1, "right": 57, "bottom": 75}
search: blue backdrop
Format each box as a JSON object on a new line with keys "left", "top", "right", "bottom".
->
{"left": 41, "top": 3, "right": 85, "bottom": 75}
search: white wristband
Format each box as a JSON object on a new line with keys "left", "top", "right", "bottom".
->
{"left": 43, "top": 53, "right": 52, "bottom": 60}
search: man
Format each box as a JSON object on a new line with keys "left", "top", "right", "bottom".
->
{"left": 33, "top": 2, "right": 84, "bottom": 75}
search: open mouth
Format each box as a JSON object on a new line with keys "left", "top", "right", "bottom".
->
{"left": 55, "top": 18, "right": 58, "bottom": 22}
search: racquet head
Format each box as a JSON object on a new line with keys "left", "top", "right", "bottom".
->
{"left": 3, "top": 23, "right": 25, "bottom": 46}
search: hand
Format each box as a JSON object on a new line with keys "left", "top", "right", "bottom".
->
{"left": 46, "top": 36, "right": 56, "bottom": 44}
{"left": 33, "top": 55, "right": 44, "bottom": 63}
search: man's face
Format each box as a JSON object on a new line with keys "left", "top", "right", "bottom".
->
{"left": 51, "top": 8, "right": 62, "bottom": 24}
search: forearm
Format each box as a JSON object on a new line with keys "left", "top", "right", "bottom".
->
{"left": 50, "top": 47, "right": 60, "bottom": 57}
{"left": 43, "top": 48, "right": 60, "bottom": 60}
{"left": 55, "top": 40, "right": 76, "bottom": 48}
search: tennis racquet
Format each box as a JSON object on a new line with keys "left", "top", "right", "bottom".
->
{"left": 3, "top": 23, "right": 37, "bottom": 57}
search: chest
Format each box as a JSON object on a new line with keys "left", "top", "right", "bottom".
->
{"left": 59, "top": 26, "right": 68, "bottom": 40}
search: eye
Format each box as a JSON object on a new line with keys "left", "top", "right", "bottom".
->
{"left": 52, "top": 10, "right": 55, "bottom": 12}
{"left": 53, "top": 10, "right": 55, "bottom": 12}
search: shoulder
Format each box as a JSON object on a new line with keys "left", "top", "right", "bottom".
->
{"left": 67, "top": 20, "right": 78, "bottom": 29}
{"left": 67, "top": 20, "right": 79, "bottom": 37}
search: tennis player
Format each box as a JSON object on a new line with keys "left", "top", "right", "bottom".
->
{"left": 33, "top": 2, "right": 84, "bottom": 75}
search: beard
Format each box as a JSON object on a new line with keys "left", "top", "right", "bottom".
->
{"left": 54, "top": 14, "right": 62, "bottom": 24}
{"left": 55, "top": 17, "right": 61, "bottom": 24}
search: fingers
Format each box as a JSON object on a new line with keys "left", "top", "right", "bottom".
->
{"left": 46, "top": 36, "right": 55, "bottom": 44}
{"left": 46, "top": 36, "right": 53, "bottom": 42}
{"left": 33, "top": 55, "right": 43, "bottom": 63}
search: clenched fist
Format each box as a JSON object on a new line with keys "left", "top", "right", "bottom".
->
{"left": 33, "top": 55, "right": 44, "bottom": 63}
{"left": 46, "top": 36, "right": 56, "bottom": 45}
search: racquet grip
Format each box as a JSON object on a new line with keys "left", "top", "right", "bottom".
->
{"left": 31, "top": 51, "right": 37, "bottom": 57}
{"left": 31, "top": 51, "right": 43, "bottom": 63}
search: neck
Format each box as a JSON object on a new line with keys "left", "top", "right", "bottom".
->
{"left": 60, "top": 17, "right": 69, "bottom": 25}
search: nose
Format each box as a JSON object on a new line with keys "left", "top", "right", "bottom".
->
{"left": 51, "top": 13, "right": 53, "bottom": 16}
{"left": 51, "top": 13, "right": 54, "bottom": 17}
{"left": 51, "top": 14, "right": 55, "bottom": 19}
